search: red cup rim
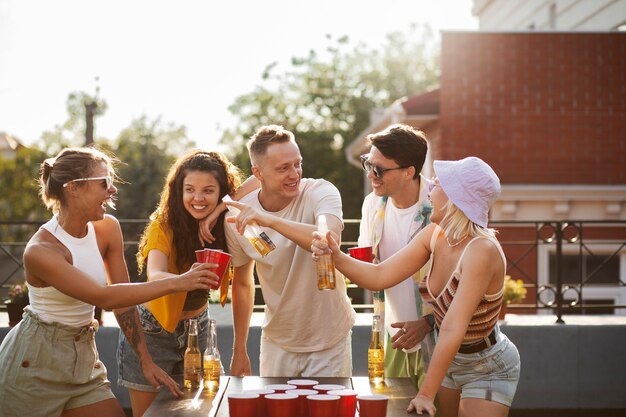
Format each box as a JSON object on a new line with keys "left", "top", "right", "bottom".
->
{"left": 307, "top": 394, "right": 340, "bottom": 400}
{"left": 326, "top": 389, "right": 357, "bottom": 396}
{"left": 356, "top": 394, "right": 389, "bottom": 400}
{"left": 228, "top": 392, "right": 260, "bottom": 399}
{"left": 265, "top": 393, "right": 298, "bottom": 400}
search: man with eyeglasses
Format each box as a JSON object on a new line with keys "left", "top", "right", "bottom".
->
{"left": 358, "top": 124, "right": 437, "bottom": 393}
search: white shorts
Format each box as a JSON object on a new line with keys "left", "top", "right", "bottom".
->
{"left": 260, "top": 330, "right": 352, "bottom": 377}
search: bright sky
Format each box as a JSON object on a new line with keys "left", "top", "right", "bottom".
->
{"left": 0, "top": 0, "right": 477, "bottom": 151}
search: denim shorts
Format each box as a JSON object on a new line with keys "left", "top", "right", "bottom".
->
{"left": 441, "top": 326, "right": 521, "bottom": 407}
{"left": 0, "top": 308, "right": 114, "bottom": 416}
{"left": 117, "top": 304, "right": 209, "bottom": 392}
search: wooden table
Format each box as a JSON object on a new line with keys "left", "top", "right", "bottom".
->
{"left": 144, "top": 376, "right": 425, "bottom": 416}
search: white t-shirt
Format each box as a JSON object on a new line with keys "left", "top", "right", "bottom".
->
{"left": 226, "top": 178, "right": 356, "bottom": 352}
{"left": 379, "top": 201, "right": 420, "bottom": 333}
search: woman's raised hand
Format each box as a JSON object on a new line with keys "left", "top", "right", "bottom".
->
{"left": 310, "top": 230, "right": 340, "bottom": 261}
{"left": 175, "top": 263, "right": 218, "bottom": 291}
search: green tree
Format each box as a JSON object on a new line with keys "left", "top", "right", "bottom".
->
{"left": 0, "top": 144, "right": 48, "bottom": 241}
{"left": 109, "top": 115, "right": 193, "bottom": 221}
{"left": 221, "top": 24, "right": 439, "bottom": 218}
{"left": 39, "top": 91, "right": 108, "bottom": 154}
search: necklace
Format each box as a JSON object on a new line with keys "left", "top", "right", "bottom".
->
{"left": 446, "top": 235, "right": 468, "bottom": 247}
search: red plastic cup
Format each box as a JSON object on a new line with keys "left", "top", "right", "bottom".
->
{"left": 327, "top": 389, "right": 358, "bottom": 417}
{"left": 290, "top": 389, "right": 318, "bottom": 417}
{"left": 287, "top": 379, "right": 319, "bottom": 389}
{"left": 264, "top": 384, "right": 297, "bottom": 394}
{"left": 245, "top": 389, "right": 274, "bottom": 417}
{"left": 312, "top": 384, "right": 345, "bottom": 394}
{"left": 227, "top": 392, "right": 259, "bottom": 417}
{"left": 204, "top": 249, "right": 231, "bottom": 290}
{"left": 357, "top": 394, "right": 389, "bottom": 417}
{"left": 265, "top": 393, "right": 299, "bottom": 417}
{"left": 307, "top": 394, "right": 340, "bottom": 417}
{"left": 348, "top": 246, "right": 373, "bottom": 263}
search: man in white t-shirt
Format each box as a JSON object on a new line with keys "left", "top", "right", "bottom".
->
{"left": 357, "top": 124, "right": 436, "bottom": 390}
{"left": 225, "top": 125, "right": 356, "bottom": 377}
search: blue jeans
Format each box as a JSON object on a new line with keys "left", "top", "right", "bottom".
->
{"left": 117, "top": 304, "right": 209, "bottom": 392}
{"left": 441, "top": 326, "right": 521, "bottom": 407}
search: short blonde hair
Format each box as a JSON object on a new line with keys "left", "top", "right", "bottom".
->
{"left": 247, "top": 125, "right": 295, "bottom": 165}
{"left": 440, "top": 200, "right": 496, "bottom": 242}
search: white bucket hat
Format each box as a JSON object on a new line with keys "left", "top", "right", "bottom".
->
{"left": 433, "top": 157, "right": 501, "bottom": 227}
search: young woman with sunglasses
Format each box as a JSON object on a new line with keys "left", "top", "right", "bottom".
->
{"left": 312, "top": 157, "right": 520, "bottom": 417}
{"left": 0, "top": 147, "right": 217, "bottom": 417}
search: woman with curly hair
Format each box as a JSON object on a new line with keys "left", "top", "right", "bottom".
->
{"left": 117, "top": 150, "right": 257, "bottom": 416}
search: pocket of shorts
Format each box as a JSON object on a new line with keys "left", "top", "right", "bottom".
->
{"left": 140, "top": 307, "right": 164, "bottom": 335}
{"left": 490, "top": 340, "right": 521, "bottom": 378}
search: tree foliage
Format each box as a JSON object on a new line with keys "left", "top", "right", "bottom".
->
{"left": 221, "top": 24, "right": 439, "bottom": 218}
{"left": 39, "top": 91, "right": 108, "bottom": 155}
{"left": 109, "top": 115, "right": 192, "bottom": 221}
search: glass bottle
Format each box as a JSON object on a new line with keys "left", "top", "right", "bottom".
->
{"left": 368, "top": 314, "right": 385, "bottom": 385}
{"left": 203, "top": 319, "right": 221, "bottom": 392}
{"left": 316, "top": 215, "right": 336, "bottom": 290}
{"left": 223, "top": 195, "right": 276, "bottom": 257}
{"left": 183, "top": 319, "right": 202, "bottom": 389}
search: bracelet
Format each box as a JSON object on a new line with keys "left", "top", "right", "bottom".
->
{"left": 424, "top": 314, "right": 435, "bottom": 332}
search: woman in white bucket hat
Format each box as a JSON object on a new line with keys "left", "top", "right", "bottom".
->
{"left": 312, "top": 156, "right": 520, "bottom": 417}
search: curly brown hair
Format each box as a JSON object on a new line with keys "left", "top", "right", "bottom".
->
{"left": 137, "top": 150, "right": 243, "bottom": 274}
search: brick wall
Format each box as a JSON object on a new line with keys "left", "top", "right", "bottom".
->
{"left": 440, "top": 32, "right": 626, "bottom": 184}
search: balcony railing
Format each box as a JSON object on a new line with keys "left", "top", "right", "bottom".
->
{"left": 2, "top": 219, "right": 625, "bottom": 323}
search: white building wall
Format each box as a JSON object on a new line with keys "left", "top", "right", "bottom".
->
{"left": 473, "top": 0, "right": 626, "bottom": 30}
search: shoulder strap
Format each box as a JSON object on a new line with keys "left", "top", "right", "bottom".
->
{"left": 429, "top": 225, "right": 441, "bottom": 253}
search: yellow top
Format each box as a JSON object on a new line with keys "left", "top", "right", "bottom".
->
{"left": 142, "top": 220, "right": 187, "bottom": 333}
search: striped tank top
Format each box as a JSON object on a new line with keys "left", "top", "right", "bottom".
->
{"left": 418, "top": 226, "right": 506, "bottom": 344}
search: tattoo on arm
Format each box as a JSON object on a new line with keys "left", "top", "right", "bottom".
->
{"left": 116, "top": 308, "right": 143, "bottom": 355}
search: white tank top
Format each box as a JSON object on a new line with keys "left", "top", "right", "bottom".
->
{"left": 28, "top": 215, "right": 108, "bottom": 326}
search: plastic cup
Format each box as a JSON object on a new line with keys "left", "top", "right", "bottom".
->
{"left": 264, "top": 384, "right": 297, "bottom": 394}
{"left": 357, "top": 394, "right": 389, "bottom": 417}
{"left": 245, "top": 389, "right": 274, "bottom": 417}
{"left": 204, "top": 249, "right": 231, "bottom": 290}
{"left": 307, "top": 394, "right": 340, "bottom": 417}
{"left": 287, "top": 379, "right": 319, "bottom": 389}
{"left": 312, "top": 384, "right": 345, "bottom": 394}
{"left": 327, "top": 389, "right": 358, "bottom": 417}
{"left": 290, "top": 389, "right": 318, "bottom": 417}
{"left": 227, "top": 392, "right": 259, "bottom": 417}
{"left": 265, "top": 393, "right": 299, "bottom": 417}
{"left": 348, "top": 246, "right": 373, "bottom": 262}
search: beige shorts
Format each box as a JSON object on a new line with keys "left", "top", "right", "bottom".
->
{"left": 0, "top": 308, "right": 115, "bottom": 416}
{"left": 260, "top": 330, "right": 353, "bottom": 377}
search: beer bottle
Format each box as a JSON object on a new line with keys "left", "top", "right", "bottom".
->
{"left": 368, "top": 314, "right": 384, "bottom": 385}
{"left": 316, "top": 215, "right": 336, "bottom": 290}
{"left": 223, "top": 195, "right": 276, "bottom": 257}
{"left": 184, "top": 319, "right": 202, "bottom": 389}
{"left": 203, "top": 319, "right": 221, "bottom": 392}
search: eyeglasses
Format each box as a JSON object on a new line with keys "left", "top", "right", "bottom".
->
{"left": 63, "top": 176, "right": 113, "bottom": 189}
{"left": 427, "top": 177, "right": 440, "bottom": 193}
{"left": 360, "top": 154, "right": 409, "bottom": 179}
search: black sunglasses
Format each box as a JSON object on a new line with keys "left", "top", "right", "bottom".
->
{"left": 360, "top": 154, "right": 409, "bottom": 179}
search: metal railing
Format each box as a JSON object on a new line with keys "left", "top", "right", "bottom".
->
{"left": 2, "top": 219, "right": 625, "bottom": 323}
